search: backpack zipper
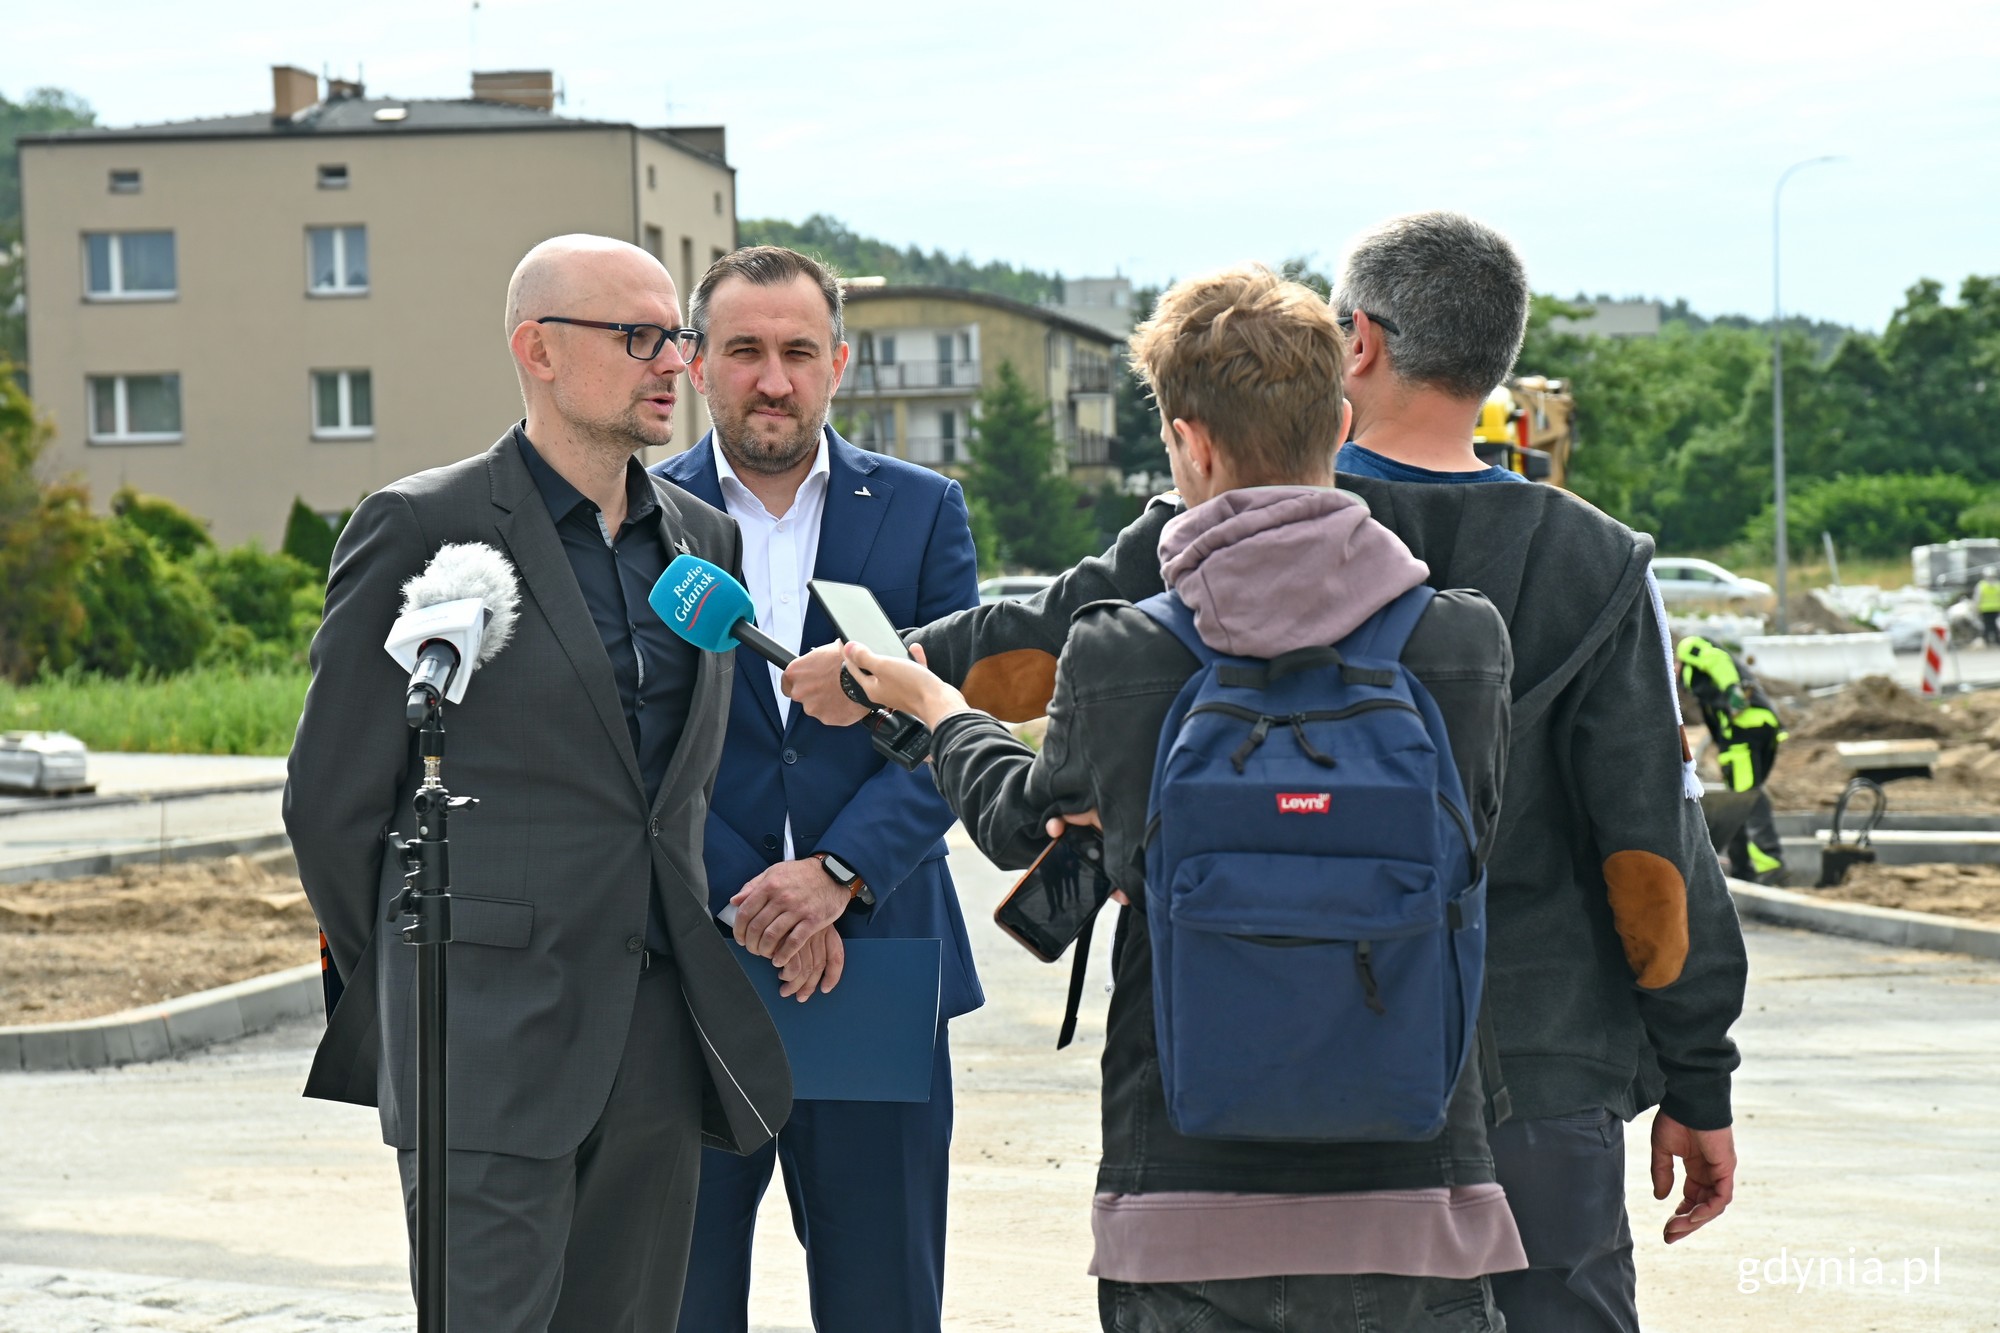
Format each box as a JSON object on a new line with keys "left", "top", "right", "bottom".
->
{"left": 1189, "top": 699, "right": 1419, "bottom": 773}
{"left": 1354, "top": 940, "right": 1387, "bottom": 1016}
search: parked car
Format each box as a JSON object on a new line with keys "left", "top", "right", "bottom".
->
{"left": 1651, "top": 558, "right": 1774, "bottom": 606}
{"left": 977, "top": 575, "right": 1056, "bottom": 605}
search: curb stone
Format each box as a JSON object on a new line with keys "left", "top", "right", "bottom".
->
{"left": 0, "top": 963, "right": 323, "bottom": 1073}
{"left": 1728, "top": 877, "right": 2000, "bottom": 961}
{"left": 0, "top": 829, "right": 290, "bottom": 885}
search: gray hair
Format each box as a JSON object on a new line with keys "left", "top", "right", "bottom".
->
{"left": 1333, "top": 211, "right": 1529, "bottom": 400}
{"left": 688, "top": 245, "right": 844, "bottom": 347}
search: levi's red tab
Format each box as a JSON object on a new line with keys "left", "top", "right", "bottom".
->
{"left": 1275, "top": 792, "right": 1332, "bottom": 814}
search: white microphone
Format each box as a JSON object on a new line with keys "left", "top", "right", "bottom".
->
{"left": 383, "top": 542, "right": 522, "bottom": 725}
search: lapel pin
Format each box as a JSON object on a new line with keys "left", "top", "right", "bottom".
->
{"left": 674, "top": 537, "right": 692, "bottom": 556}
{"left": 855, "top": 486, "right": 873, "bottom": 497}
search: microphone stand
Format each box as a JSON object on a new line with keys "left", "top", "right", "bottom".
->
{"left": 390, "top": 696, "right": 476, "bottom": 1332}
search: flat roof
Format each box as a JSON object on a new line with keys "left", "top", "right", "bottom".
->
{"left": 18, "top": 97, "right": 729, "bottom": 169}
{"left": 843, "top": 284, "right": 1124, "bottom": 347}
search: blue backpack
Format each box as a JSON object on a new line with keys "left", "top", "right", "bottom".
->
{"left": 1136, "top": 586, "right": 1490, "bottom": 1142}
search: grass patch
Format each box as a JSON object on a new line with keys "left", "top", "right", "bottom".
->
{"left": 0, "top": 668, "right": 308, "bottom": 755}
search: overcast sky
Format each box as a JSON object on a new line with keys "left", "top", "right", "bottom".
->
{"left": 9, "top": 0, "right": 1995, "bottom": 331}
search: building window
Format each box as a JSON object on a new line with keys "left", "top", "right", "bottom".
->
{"left": 87, "top": 374, "right": 182, "bottom": 444}
{"left": 713, "top": 191, "right": 724, "bottom": 215}
{"left": 680, "top": 237, "right": 694, "bottom": 289}
{"left": 307, "top": 225, "right": 368, "bottom": 295}
{"left": 647, "top": 164, "right": 657, "bottom": 190}
{"left": 940, "top": 410, "right": 957, "bottom": 464}
{"left": 312, "top": 370, "right": 374, "bottom": 439}
{"left": 712, "top": 247, "right": 725, "bottom": 265}
{"left": 84, "top": 231, "right": 176, "bottom": 299}
{"left": 318, "top": 164, "right": 349, "bottom": 189}
{"left": 108, "top": 169, "right": 140, "bottom": 194}
{"left": 879, "top": 335, "right": 897, "bottom": 365}
{"left": 643, "top": 225, "right": 663, "bottom": 261}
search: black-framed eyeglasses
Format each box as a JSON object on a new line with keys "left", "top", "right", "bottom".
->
{"left": 535, "top": 317, "right": 705, "bottom": 362}
{"left": 1336, "top": 310, "right": 1401, "bottom": 336}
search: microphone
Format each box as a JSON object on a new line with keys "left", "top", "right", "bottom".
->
{"left": 649, "top": 555, "right": 932, "bottom": 770}
{"left": 649, "top": 554, "right": 797, "bottom": 670}
{"left": 384, "top": 542, "right": 523, "bottom": 726}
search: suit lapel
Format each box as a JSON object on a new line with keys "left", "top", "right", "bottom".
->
{"left": 487, "top": 437, "right": 647, "bottom": 796}
{"left": 785, "top": 433, "right": 891, "bottom": 742}
{"left": 667, "top": 438, "right": 786, "bottom": 738}
{"left": 809, "top": 431, "right": 891, "bottom": 589}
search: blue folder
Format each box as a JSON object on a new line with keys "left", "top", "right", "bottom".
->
{"left": 726, "top": 937, "right": 941, "bottom": 1103}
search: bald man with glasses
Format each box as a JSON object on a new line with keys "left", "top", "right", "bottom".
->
{"left": 287, "top": 233, "right": 790, "bottom": 1332}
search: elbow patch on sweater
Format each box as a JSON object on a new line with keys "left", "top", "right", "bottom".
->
{"left": 1603, "top": 850, "right": 1690, "bottom": 988}
{"left": 961, "top": 648, "right": 1059, "bottom": 723}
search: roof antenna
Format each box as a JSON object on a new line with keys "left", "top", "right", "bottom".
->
{"left": 469, "top": 1, "right": 481, "bottom": 82}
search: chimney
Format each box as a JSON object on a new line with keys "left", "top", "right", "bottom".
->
{"left": 470, "top": 70, "right": 556, "bottom": 112}
{"left": 327, "top": 75, "right": 365, "bottom": 101}
{"left": 273, "top": 65, "right": 320, "bottom": 120}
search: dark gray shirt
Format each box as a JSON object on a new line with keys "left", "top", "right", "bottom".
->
{"left": 516, "top": 425, "right": 697, "bottom": 949}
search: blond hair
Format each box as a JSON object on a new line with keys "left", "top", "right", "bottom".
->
{"left": 1127, "top": 265, "right": 1348, "bottom": 484}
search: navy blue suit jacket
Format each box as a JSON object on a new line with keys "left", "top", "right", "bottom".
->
{"left": 656, "top": 428, "right": 985, "bottom": 1021}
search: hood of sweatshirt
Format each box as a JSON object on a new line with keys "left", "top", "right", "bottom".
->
{"left": 1157, "top": 487, "right": 1429, "bottom": 658}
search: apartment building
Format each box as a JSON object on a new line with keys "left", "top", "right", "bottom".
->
{"left": 834, "top": 285, "right": 1121, "bottom": 488}
{"left": 19, "top": 66, "right": 736, "bottom": 545}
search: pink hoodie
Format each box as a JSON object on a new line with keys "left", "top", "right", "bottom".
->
{"left": 1158, "top": 487, "right": 1430, "bottom": 657}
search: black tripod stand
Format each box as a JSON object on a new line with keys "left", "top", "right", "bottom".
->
{"left": 389, "top": 699, "right": 476, "bottom": 1332}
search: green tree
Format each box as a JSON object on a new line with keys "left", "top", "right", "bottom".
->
{"left": 0, "top": 366, "right": 91, "bottom": 678}
{"left": 1113, "top": 285, "right": 1166, "bottom": 480}
{"left": 964, "top": 361, "right": 1095, "bottom": 571}
{"left": 738, "top": 215, "right": 1064, "bottom": 305}
{"left": 281, "top": 496, "right": 350, "bottom": 577}
{"left": 2, "top": 88, "right": 96, "bottom": 363}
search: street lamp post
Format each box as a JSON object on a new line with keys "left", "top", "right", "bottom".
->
{"left": 1772, "top": 155, "right": 1842, "bottom": 633}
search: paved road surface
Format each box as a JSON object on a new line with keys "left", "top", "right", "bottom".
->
{"left": 3, "top": 829, "right": 1998, "bottom": 1331}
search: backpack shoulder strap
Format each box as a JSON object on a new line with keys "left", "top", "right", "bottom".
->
{"left": 1338, "top": 585, "right": 1437, "bottom": 662}
{"left": 1135, "top": 591, "right": 1219, "bottom": 666}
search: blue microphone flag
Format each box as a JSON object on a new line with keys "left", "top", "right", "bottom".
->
{"left": 650, "top": 554, "right": 755, "bottom": 653}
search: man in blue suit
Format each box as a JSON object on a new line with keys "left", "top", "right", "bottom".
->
{"left": 654, "top": 246, "right": 982, "bottom": 1333}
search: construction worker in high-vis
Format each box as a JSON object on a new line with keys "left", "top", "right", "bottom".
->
{"left": 1677, "top": 635, "right": 1788, "bottom": 884}
{"left": 1977, "top": 572, "right": 2000, "bottom": 647}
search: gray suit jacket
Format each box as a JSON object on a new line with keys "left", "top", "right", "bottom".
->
{"left": 285, "top": 429, "right": 792, "bottom": 1159}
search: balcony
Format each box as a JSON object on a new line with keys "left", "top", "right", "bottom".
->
{"left": 1069, "top": 360, "right": 1115, "bottom": 395}
{"left": 840, "top": 360, "right": 983, "bottom": 395}
{"left": 903, "top": 434, "right": 964, "bottom": 466}
{"left": 1067, "top": 428, "right": 1115, "bottom": 468}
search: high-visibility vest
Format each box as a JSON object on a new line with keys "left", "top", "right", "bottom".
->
{"left": 1980, "top": 579, "right": 2000, "bottom": 613}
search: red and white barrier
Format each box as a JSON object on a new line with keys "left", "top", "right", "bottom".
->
{"left": 1920, "top": 623, "right": 1948, "bottom": 697}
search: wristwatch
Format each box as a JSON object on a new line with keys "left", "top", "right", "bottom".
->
{"left": 814, "top": 851, "right": 875, "bottom": 906}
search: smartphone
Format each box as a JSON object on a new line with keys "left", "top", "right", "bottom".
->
{"left": 808, "top": 580, "right": 912, "bottom": 660}
{"left": 994, "top": 829, "right": 1114, "bottom": 964}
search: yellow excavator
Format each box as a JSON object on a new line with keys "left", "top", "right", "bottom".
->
{"left": 1472, "top": 375, "right": 1576, "bottom": 485}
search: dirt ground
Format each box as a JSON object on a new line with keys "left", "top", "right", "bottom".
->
{"left": 1754, "top": 676, "right": 2000, "bottom": 815}
{"left": 1815, "top": 861, "right": 2000, "bottom": 923}
{"left": 0, "top": 854, "right": 316, "bottom": 1025}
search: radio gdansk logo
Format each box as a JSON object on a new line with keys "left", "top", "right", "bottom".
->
{"left": 1276, "top": 792, "right": 1331, "bottom": 814}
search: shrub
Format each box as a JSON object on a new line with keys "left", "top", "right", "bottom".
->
{"left": 74, "top": 523, "right": 216, "bottom": 676}
{"left": 111, "top": 486, "right": 212, "bottom": 560}
{"left": 193, "top": 542, "right": 320, "bottom": 648}
{"left": 1742, "top": 472, "right": 1995, "bottom": 559}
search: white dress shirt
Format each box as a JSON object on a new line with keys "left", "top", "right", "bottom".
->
{"left": 714, "top": 431, "right": 832, "bottom": 864}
